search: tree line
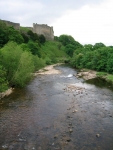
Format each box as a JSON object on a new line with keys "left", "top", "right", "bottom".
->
{"left": 55, "top": 35, "right": 113, "bottom": 75}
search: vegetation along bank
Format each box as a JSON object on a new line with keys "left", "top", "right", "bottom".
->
{"left": 0, "top": 20, "right": 113, "bottom": 98}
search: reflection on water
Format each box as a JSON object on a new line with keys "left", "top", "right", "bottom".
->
{"left": 86, "top": 77, "right": 113, "bottom": 90}
{"left": 0, "top": 65, "right": 113, "bottom": 150}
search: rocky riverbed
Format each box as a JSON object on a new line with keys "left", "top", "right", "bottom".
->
{"left": 0, "top": 64, "right": 113, "bottom": 150}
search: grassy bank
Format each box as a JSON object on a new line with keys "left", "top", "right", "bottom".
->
{"left": 97, "top": 72, "right": 113, "bottom": 84}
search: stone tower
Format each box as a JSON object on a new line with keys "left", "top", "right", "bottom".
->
{"left": 33, "top": 23, "right": 54, "bottom": 40}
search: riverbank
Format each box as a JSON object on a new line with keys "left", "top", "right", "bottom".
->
{"left": 0, "top": 63, "right": 62, "bottom": 99}
{"left": 76, "top": 68, "right": 113, "bottom": 84}
{"left": 33, "top": 63, "right": 62, "bottom": 76}
{"left": 0, "top": 88, "right": 14, "bottom": 99}
{"left": 75, "top": 69, "right": 97, "bottom": 80}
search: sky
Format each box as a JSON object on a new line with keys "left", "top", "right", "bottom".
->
{"left": 0, "top": 0, "right": 113, "bottom": 46}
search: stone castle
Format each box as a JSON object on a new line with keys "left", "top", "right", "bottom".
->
{"left": 0, "top": 19, "right": 54, "bottom": 40}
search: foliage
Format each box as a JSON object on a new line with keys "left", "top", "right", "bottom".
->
{"left": 33, "top": 55, "right": 46, "bottom": 70}
{"left": 59, "top": 34, "right": 75, "bottom": 46}
{"left": 54, "top": 36, "right": 59, "bottom": 41}
{"left": 13, "top": 51, "right": 34, "bottom": 87}
{"left": 0, "top": 65, "right": 8, "bottom": 92}
{"left": 20, "top": 43, "right": 30, "bottom": 52}
{"left": 93, "top": 42, "right": 106, "bottom": 50}
{"left": 70, "top": 44, "right": 113, "bottom": 74}
{"left": 41, "top": 41, "right": 68, "bottom": 64}
{"left": 39, "top": 34, "right": 46, "bottom": 44}
{"left": 21, "top": 32, "right": 29, "bottom": 43}
{"left": 0, "top": 42, "right": 34, "bottom": 87}
{"left": 27, "top": 30, "right": 39, "bottom": 41}
{"left": 7, "top": 26, "right": 24, "bottom": 44}
{"left": 0, "top": 42, "right": 23, "bottom": 85}
{"left": 27, "top": 40, "right": 41, "bottom": 57}
{"left": 58, "top": 34, "right": 83, "bottom": 57}
{"left": 0, "top": 21, "right": 8, "bottom": 47}
{"left": 0, "top": 21, "right": 24, "bottom": 47}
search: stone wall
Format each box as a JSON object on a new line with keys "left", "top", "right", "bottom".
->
{"left": 0, "top": 19, "right": 20, "bottom": 30}
{"left": 0, "top": 19, "right": 54, "bottom": 40}
{"left": 33, "top": 23, "right": 54, "bottom": 40}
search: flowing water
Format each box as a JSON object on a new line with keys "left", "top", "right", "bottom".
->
{"left": 0, "top": 65, "right": 113, "bottom": 150}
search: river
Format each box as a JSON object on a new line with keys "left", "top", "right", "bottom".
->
{"left": 0, "top": 65, "right": 113, "bottom": 150}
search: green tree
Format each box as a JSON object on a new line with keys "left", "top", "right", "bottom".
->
{"left": 58, "top": 35, "right": 82, "bottom": 57}
{"left": 93, "top": 42, "right": 106, "bottom": 50}
{"left": 21, "top": 32, "right": 29, "bottom": 43}
{"left": 39, "top": 34, "right": 46, "bottom": 44}
{"left": 0, "top": 21, "right": 8, "bottom": 47}
{"left": 0, "top": 42, "right": 23, "bottom": 85}
{"left": 13, "top": 51, "right": 34, "bottom": 87}
{"left": 59, "top": 34, "right": 75, "bottom": 46}
{"left": 33, "top": 55, "right": 45, "bottom": 70}
{"left": 27, "top": 30, "right": 39, "bottom": 41}
{"left": 0, "top": 65, "right": 8, "bottom": 92}
{"left": 65, "top": 44, "right": 76, "bottom": 57}
{"left": 7, "top": 26, "right": 24, "bottom": 44}
{"left": 83, "top": 44, "right": 93, "bottom": 51}
{"left": 28, "top": 41, "right": 41, "bottom": 57}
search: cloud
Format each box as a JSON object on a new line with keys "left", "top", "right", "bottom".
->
{"left": 0, "top": 0, "right": 112, "bottom": 45}
{"left": 0, "top": 0, "right": 45, "bottom": 25}
{"left": 0, "top": 0, "right": 104, "bottom": 25}
{"left": 51, "top": 0, "right": 113, "bottom": 45}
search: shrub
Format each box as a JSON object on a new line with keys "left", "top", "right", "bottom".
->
{"left": 0, "top": 65, "right": 8, "bottom": 92}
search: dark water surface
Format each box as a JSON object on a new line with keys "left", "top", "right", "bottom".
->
{"left": 0, "top": 65, "right": 113, "bottom": 150}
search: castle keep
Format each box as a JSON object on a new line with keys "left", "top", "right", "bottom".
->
{"left": 0, "top": 19, "right": 54, "bottom": 40}
{"left": 33, "top": 23, "right": 54, "bottom": 41}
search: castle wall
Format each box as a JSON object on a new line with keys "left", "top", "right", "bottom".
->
{"left": 0, "top": 19, "right": 54, "bottom": 41}
{"left": 33, "top": 23, "right": 54, "bottom": 40}
{"left": 0, "top": 20, "right": 20, "bottom": 30}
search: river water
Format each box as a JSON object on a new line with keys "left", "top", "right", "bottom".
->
{"left": 0, "top": 65, "right": 113, "bottom": 150}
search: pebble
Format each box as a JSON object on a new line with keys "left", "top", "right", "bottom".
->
{"left": 67, "top": 138, "right": 71, "bottom": 142}
{"left": 73, "top": 110, "right": 78, "bottom": 113}
{"left": 69, "top": 129, "right": 73, "bottom": 133}
{"left": 69, "top": 123, "right": 72, "bottom": 126}
{"left": 96, "top": 134, "right": 100, "bottom": 138}
{"left": 67, "top": 116, "right": 70, "bottom": 118}
{"left": 2, "top": 145, "right": 8, "bottom": 149}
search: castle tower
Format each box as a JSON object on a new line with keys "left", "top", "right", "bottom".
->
{"left": 33, "top": 23, "right": 54, "bottom": 40}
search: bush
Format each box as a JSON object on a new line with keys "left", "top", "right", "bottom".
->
{"left": 13, "top": 51, "right": 34, "bottom": 87}
{"left": 0, "top": 65, "right": 8, "bottom": 92}
{"left": 0, "top": 41, "right": 35, "bottom": 87}
{"left": 0, "top": 42, "right": 23, "bottom": 84}
{"left": 33, "top": 55, "right": 46, "bottom": 70}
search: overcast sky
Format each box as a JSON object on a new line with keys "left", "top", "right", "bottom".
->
{"left": 0, "top": 0, "right": 113, "bottom": 45}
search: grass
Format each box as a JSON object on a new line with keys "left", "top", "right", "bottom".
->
{"left": 106, "top": 75, "right": 113, "bottom": 83}
{"left": 97, "top": 71, "right": 113, "bottom": 84}
{"left": 20, "top": 26, "right": 31, "bottom": 32}
{"left": 96, "top": 72, "right": 108, "bottom": 76}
